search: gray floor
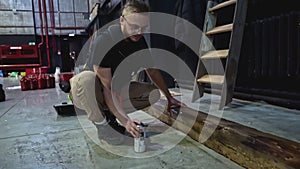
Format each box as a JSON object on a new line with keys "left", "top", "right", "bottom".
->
{"left": 0, "top": 77, "right": 299, "bottom": 169}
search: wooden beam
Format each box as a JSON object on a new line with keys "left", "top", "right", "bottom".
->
{"left": 147, "top": 100, "right": 300, "bottom": 169}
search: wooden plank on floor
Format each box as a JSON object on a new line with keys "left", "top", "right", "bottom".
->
{"left": 147, "top": 99, "right": 300, "bottom": 169}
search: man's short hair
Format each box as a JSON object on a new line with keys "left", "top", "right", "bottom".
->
{"left": 122, "top": 0, "right": 150, "bottom": 16}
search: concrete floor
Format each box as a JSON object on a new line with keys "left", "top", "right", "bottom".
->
{"left": 0, "top": 77, "right": 299, "bottom": 168}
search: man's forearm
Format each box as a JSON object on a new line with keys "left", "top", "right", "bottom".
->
{"left": 94, "top": 66, "right": 130, "bottom": 126}
{"left": 146, "top": 68, "right": 172, "bottom": 100}
{"left": 102, "top": 87, "right": 130, "bottom": 126}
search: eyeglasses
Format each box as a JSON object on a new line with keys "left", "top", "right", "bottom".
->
{"left": 122, "top": 15, "right": 148, "bottom": 33}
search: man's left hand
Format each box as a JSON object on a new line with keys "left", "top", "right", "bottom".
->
{"left": 166, "top": 97, "right": 186, "bottom": 114}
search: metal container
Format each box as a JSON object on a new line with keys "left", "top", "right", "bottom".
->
{"left": 20, "top": 76, "right": 29, "bottom": 91}
{"left": 37, "top": 74, "right": 46, "bottom": 89}
{"left": 134, "top": 123, "right": 147, "bottom": 153}
{"left": 45, "top": 74, "right": 55, "bottom": 88}
{"left": 28, "top": 75, "right": 38, "bottom": 90}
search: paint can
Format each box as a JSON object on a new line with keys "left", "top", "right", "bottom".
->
{"left": 134, "top": 123, "right": 146, "bottom": 153}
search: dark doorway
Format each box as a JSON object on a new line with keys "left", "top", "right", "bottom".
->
{"left": 60, "top": 37, "right": 73, "bottom": 72}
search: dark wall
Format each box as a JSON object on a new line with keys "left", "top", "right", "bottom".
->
{"left": 58, "top": 35, "right": 89, "bottom": 72}
{"left": 148, "top": 0, "right": 177, "bottom": 87}
{"left": 148, "top": 0, "right": 207, "bottom": 87}
{"left": 0, "top": 35, "right": 36, "bottom": 45}
{"left": 209, "top": 0, "right": 300, "bottom": 109}
{"left": 236, "top": 0, "right": 300, "bottom": 106}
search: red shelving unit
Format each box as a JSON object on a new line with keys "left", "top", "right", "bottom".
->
{"left": 0, "top": 45, "right": 41, "bottom": 70}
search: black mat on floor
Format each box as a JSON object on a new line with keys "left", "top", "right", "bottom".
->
{"left": 53, "top": 102, "right": 86, "bottom": 116}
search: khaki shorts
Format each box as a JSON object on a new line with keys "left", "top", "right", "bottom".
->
{"left": 70, "top": 71, "right": 160, "bottom": 123}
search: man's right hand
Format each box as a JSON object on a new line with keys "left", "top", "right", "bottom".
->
{"left": 125, "top": 120, "right": 141, "bottom": 138}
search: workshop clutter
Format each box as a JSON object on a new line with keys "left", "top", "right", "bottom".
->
{"left": 20, "top": 67, "right": 56, "bottom": 91}
{"left": 20, "top": 74, "right": 55, "bottom": 91}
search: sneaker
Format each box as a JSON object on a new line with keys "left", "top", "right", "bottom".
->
{"left": 94, "top": 123, "right": 124, "bottom": 145}
{"left": 108, "top": 118, "right": 126, "bottom": 134}
{"left": 103, "top": 110, "right": 126, "bottom": 134}
{"left": 96, "top": 110, "right": 133, "bottom": 145}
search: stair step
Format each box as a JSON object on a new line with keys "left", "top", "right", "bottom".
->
{"left": 197, "top": 75, "right": 224, "bottom": 85}
{"left": 209, "top": 0, "right": 237, "bottom": 12}
{"left": 201, "top": 49, "right": 229, "bottom": 59}
{"left": 206, "top": 24, "right": 233, "bottom": 35}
